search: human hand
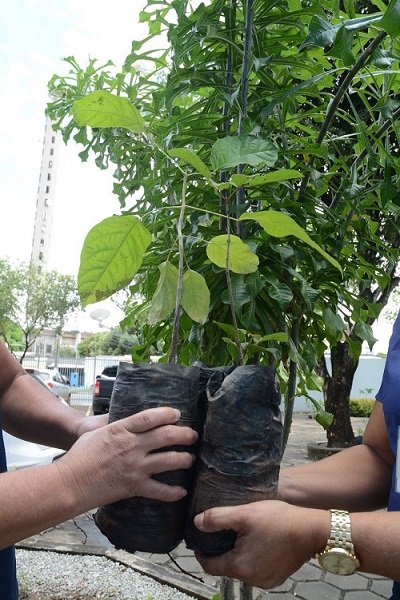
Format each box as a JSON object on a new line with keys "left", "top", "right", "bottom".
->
{"left": 55, "top": 407, "right": 198, "bottom": 513}
{"left": 194, "top": 500, "right": 329, "bottom": 589}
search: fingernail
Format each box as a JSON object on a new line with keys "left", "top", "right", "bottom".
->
{"left": 194, "top": 513, "right": 204, "bottom": 529}
{"left": 173, "top": 409, "right": 181, "bottom": 420}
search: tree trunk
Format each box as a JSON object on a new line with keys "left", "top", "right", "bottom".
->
{"left": 316, "top": 341, "right": 359, "bottom": 448}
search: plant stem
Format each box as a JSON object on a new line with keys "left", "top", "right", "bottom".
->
{"left": 282, "top": 313, "right": 302, "bottom": 453}
{"left": 240, "top": 581, "right": 253, "bottom": 600}
{"left": 236, "top": 0, "right": 254, "bottom": 238}
{"left": 225, "top": 204, "right": 244, "bottom": 365}
{"left": 221, "top": 576, "right": 235, "bottom": 600}
{"left": 169, "top": 170, "right": 188, "bottom": 364}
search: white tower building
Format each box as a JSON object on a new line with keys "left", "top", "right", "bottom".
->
{"left": 30, "top": 116, "right": 61, "bottom": 272}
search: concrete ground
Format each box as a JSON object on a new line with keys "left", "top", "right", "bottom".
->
{"left": 17, "top": 412, "right": 394, "bottom": 600}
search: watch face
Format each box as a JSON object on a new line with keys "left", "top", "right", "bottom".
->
{"left": 319, "top": 548, "right": 358, "bottom": 575}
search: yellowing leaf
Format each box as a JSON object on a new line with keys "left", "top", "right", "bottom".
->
{"left": 182, "top": 269, "right": 210, "bottom": 324}
{"left": 73, "top": 90, "right": 145, "bottom": 132}
{"left": 148, "top": 262, "right": 178, "bottom": 324}
{"left": 206, "top": 235, "right": 259, "bottom": 274}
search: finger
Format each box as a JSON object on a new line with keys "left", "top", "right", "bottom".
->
{"left": 120, "top": 407, "right": 182, "bottom": 433}
{"left": 194, "top": 506, "right": 244, "bottom": 534}
{"left": 143, "top": 423, "right": 198, "bottom": 453}
{"left": 145, "top": 450, "right": 195, "bottom": 474}
{"left": 140, "top": 479, "right": 189, "bottom": 502}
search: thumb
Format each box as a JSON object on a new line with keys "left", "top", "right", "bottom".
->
{"left": 194, "top": 507, "right": 241, "bottom": 534}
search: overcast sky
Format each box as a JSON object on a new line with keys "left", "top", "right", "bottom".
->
{"left": 0, "top": 0, "right": 152, "bottom": 329}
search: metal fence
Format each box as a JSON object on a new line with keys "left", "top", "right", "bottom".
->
{"left": 21, "top": 354, "right": 125, "bottom": 407}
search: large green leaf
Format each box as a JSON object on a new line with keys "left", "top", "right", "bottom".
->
{"left": 206, "top": 235, "right": 259, "bottom": 274}
{"left": 182, "top": 269, "right": 210, "bottom": 324}
{"left": 263, "top": 274, "right": 293, "bottom": 309}
{"left": 148, "top": 262, "right": 179, "bottom": 324}
{"left": 230, "top": 169, "right": 303, "bottom": 187}
{"left": 210, "top": 135, "right": 278, "bottom": 171}
{"left": 72, "top": 90, "right": 145, "bottom": 132}
{"left": 300, "top": 14, "right": 382, "bottom": 51}
{"left": 380, "top": 0, "right": 400, "bottom": 37}
{"left": 78, "top": 215, "right": 151, "bottom": 307}
{"left": 323, "top": 308, "right": 346, "bottom": 338}
{"left": 353, "top": 321, "right": 378, "bottom": 350}
{"left": 168, "top": 148, "right": 214, "bottom": 185}
{"left": 240, "top": 211, "right": 342, "bottom": 273}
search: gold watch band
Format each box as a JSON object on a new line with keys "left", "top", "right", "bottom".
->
{"left": 327, "top": 509, "right": 356, "bottom": 554}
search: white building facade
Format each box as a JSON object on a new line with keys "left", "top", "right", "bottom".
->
{"left": 30, "top": 116, "right": 61, "bottom": 272}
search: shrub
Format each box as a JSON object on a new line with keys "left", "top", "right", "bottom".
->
{"left": 349, "top": 398, "right": 375, "bottom": 418}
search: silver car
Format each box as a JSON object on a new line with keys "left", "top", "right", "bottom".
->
{"left": 25, "top": 367, "right": 71, "bottom": 403}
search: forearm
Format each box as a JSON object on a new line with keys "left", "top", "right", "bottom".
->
{"left": 2, "top": 373, "right": 90, "bottom": 450}
{"left": 0, "top": 462, "right": 85, "bottom": 550}
{"left": 279, "top": 444, "right": 392, "bottom": 511}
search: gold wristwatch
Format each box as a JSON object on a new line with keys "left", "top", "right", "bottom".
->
{"left": 316, "top": 509, "right": 360, "bottom": 575}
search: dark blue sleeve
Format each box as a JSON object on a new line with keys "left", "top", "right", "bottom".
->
{"left": 0, "top": 410, "right": 19, "bottom": 599}
{"left": 376, "top": 313, "right": 400, "bottom": 457}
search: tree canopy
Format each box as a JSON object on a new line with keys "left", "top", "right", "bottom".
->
{"left": 46, "top": 0, "right": 400, "bottom": 444}
{"left": 0, "top": 259, "right": 80, "bottom": 361}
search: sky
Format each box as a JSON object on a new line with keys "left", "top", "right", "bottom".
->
{"left": 0, "top": 0, "right": 151, "bottom": 330}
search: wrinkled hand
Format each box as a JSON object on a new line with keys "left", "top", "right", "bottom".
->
{"left": 194, "top": 500, "right": 329, "bottom": 589}
{"left": 56, "top": 407, "right": 198, "bottom": 513}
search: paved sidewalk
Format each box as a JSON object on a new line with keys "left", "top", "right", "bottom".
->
{"left": 17, "top": 413, "right": 393, "bottom": 599}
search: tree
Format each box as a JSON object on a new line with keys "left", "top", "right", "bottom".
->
{"left": 77, "top": 328, "right": 142, "bottom": 357}
{"left": 0, "top": 259, "right": 80, "bottom": 362}
{"left": 46, "top": 0, "right": 400, "bottom": 454}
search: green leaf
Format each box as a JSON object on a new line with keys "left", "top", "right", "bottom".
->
{"left": 305, "top": 373, "right": 324, "bottom": 392}
{"left": 323, "top": 308, "right": 346, "bottom": 338}
{"left": 263, "top": 274, "right": 293, "bottom": 309}
{"left": 78, "top": 215, "right": 151, "bottom": 307}
{"left": 206, "top": 235, "right": 259, "bottom": 274}
{"left": 300, "top": 15, "right": 339, "bottom": 50}
{"left": 210, "top": 135, "right": 278, "bottom": 171}
{"left": 148, "top": 262, "right": 179, "bottom": 324}
{"left": 239, "top": 211, "right": 342, "bottom": 273}
{"left": 168, "top": 148, "right": 214, "bottom": 184}
{"left": 330, "top": 24, "right": 355, "bottom": 66}
{"left": 72, "top": 90, "right": 145, "bottom": 132}
{"left": 315, "top": 410, "right": 334, "bottom": 430}
{"left": 214, "top": 321, "right": 246, "bottom": 342}
{"left": 258, "top": 332, "right": 289, "bottom": 343}
{"left": 182, "top": 269, "right": 210, "bottom": 324}
{"left": 380, "top": 0, "right": 400, "bottom": 37}
{"left": 230, "top": 169, "right": 303, "bottom": 187}
{"left": 353, "top": 322, "right": 378, "bottom": 350}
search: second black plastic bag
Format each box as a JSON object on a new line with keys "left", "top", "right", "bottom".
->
{"left": 184, "top": 364, "right": 283, "bottom": 556}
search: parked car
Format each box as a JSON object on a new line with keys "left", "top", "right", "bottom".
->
{"left": 25, "top": 367, "right": 71, "bottom": 404}
{"left": 92, "top": 365, "right": 118, "bottom": 415}
{"left": 4, "top": 432, "right": 65, "bottom": 470}
{"left": 3, "top": 372, "right": 66, "bottom": 470}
